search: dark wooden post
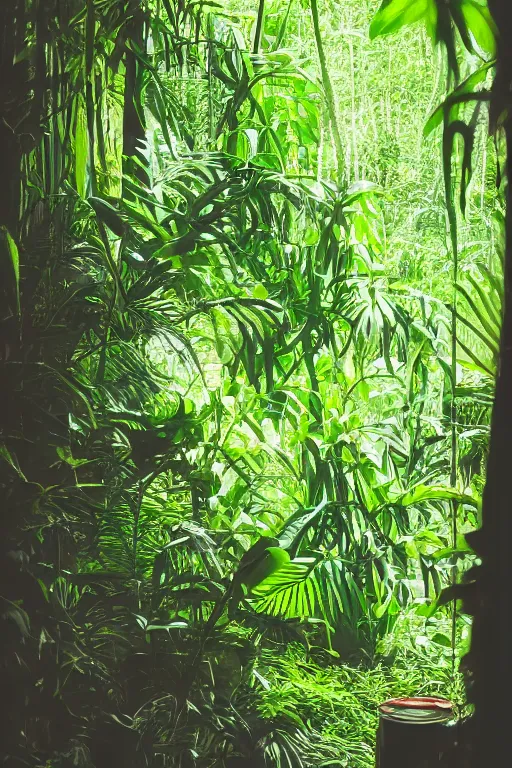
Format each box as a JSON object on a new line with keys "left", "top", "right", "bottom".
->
{"left": 457, "top": 1, "right": 512, "bottom": 765}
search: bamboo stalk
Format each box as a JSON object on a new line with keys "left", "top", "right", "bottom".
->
{"left": 253, "top": 0, "right": 266, "bottom": 54}
{"left": 310, "top": 0, "right": 344, "bottom": 186}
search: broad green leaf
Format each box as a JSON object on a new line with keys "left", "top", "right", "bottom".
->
{"left": 369, "top": 0, "right": 437, "bottom": 40}
{"left": 460, "top": 0, "right": 497, "bottom": 56}
{"left": 88, "top": 197, "right": 126, "bottom": 237}
{"left": 0, "top": 444, "right": 26, "bottom": 480}
{"left": 424, "top": 61, "right": 494, "bottom": 136}
{"left": 56, "top": 446, "right": 91, "bottom": 467}
{"left": 242, "top": 547, "right": 291, "bottom": 589}
{"left": 146, "top": 621, "right": 188, "bottom": 632}
{"left": 1, "top": 226, "right": 20, "bottom": 316}
{"left": 344, "top": 180, "right": 382, "bottom": 201}
{"left": 253, "top": 283, "right": 269, "bottom": 300}
{"left": 304, "top": 226, "right": 319, "bottom": 246}
{"left": 396, "top": 484, "right": 477, "bottom": 507}
{"left": 431, "top": 632, "right": 452, "bottom": 648}
{"left": 75, "top": 96, "right": 88, "bottom": 197}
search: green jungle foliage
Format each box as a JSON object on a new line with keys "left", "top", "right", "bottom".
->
{"left": 0, "top": 1, "right": 502, "bottom": 766}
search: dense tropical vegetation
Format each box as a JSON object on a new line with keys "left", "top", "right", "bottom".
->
{"left": 0, "top": 1, "right": 503, "bottom": 766}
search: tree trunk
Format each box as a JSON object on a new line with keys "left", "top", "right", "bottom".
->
{"left": 0, "top": 0, "right": 26, "bottom": 232}
{"left": 462, "top": 1, "right": 512, "bottom": 764}
{"left": 123, "top": 7, "right": 148, "bottom": 186}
